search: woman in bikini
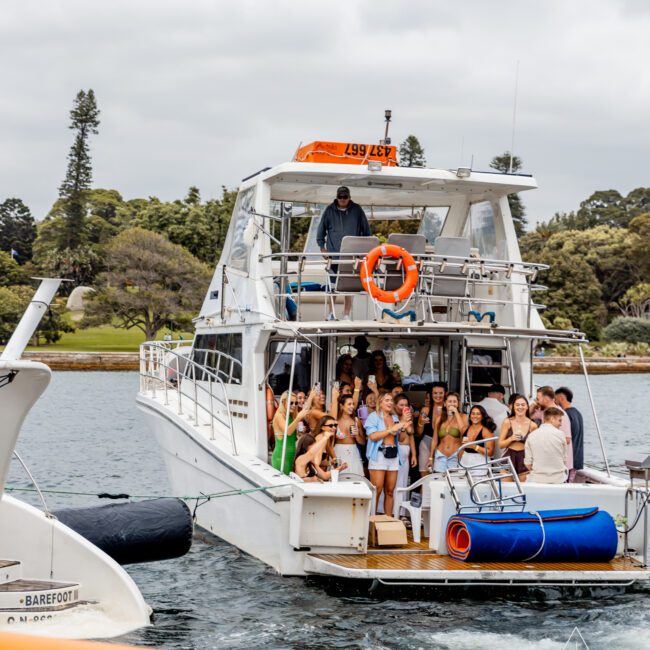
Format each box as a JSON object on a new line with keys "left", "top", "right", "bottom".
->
{"left": 334, "top": 394, "right": 366, "bottom": 476}
{"left": 499, "top": 394, "right": 538, "bottom": 481}
{"left": 460, "top": 405, "right": 496, "bottom": 472}
{"left": 428, "top": 391, "right": 468, "bottom": 473}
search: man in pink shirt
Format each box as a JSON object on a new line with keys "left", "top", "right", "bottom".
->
{"left": 530, "top": 386, "right": 574, "bottom": 481}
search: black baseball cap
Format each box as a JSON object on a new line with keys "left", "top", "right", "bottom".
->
{"left": 336, "top": 186, "right": 350, "bottom": 198}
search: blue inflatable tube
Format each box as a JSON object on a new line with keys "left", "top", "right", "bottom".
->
{"left": 446, "top": 507, "right": 618, "bottom": 562}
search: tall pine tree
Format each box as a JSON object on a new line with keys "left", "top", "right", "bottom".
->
{"left": 0, "top": 198, "right": 36, "bottom": 263}
{"left": 489, "top": 151, "right": 527, "bottom": 237}
{"left": 399, "top": 135, "right": 426, "bottom": 167}
{"left": 59, "top": 89, "right": 101, "bottom": 248}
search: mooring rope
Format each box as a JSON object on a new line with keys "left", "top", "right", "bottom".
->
{"left": 4, "top": 483, "right": 293, "bottom": 502}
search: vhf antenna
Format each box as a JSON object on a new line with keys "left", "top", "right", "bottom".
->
{"left": 509, "top": 60, "right": 520, "bottom": 174}
{"left": 380, "top": 109, "right": 392, "bottom": 145}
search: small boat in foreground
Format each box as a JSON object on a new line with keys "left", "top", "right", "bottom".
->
{"left": 0, "top": 280, "right": 151, "bottom": 638}
{"left": 137, "top": 141, "right": 650, "bottom": 589}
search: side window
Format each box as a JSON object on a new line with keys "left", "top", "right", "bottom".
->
{"left": 191, "top": 333, "right": 243, "bottom": 383}
{"left": 226, "top": 188, "right": 255, "bottom": 273}
{"left": 463, "top": 201, "right": 498, "bottom": 258}
{"left": 267, "top": 341, "right": 312, "bottom": 394}
{"left": 418, "top": 207, "right": 449, "bottom": 246}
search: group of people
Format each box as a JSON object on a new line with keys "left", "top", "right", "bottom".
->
{"left": 267, "top": 347, "right": 585, "bottom": 515}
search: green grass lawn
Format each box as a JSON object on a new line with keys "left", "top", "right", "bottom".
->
{"left": 23, "top": 326, "right": 193, "bottom": 353}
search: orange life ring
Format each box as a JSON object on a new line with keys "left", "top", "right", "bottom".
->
{"left": 359, "top": 244, "right": 419, "bottom": 303}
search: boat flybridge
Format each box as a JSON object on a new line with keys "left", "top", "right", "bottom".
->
{"left": 137, "top": 142, "right": 650, "bottom": 589}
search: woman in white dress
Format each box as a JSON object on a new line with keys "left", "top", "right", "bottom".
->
{"left": 334, "top": 394, "right": 365, "bottom": 476}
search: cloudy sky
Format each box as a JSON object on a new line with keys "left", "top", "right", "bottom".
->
{"left": 1, "top": 0, "right": 649, "bottom": 227}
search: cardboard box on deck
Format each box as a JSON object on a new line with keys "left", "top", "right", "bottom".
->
{"left": 368, "top": 514, "right": 408, "bottom": 546}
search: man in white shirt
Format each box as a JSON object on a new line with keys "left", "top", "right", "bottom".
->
{"left": 476, "top": 383, "right": 510, "bottom": 432}
{"left": 530, "top": 385, "right": 574, "bottom": 480}
{"left": 524, "top": 407, "right": 570, "bottom": 484}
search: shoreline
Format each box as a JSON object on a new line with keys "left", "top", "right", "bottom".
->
{"left": 18, "top": 351, "right": 650, "bottom": 373}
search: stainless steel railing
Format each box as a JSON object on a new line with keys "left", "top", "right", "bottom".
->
{"left": 139, "top": 342, "right": 239, "bottom": 455}
{"left": 260, "top": 250, "right": 548, "bottom": 322}
{"left": 446, "top": 436, "right": 527, "bottom": 513}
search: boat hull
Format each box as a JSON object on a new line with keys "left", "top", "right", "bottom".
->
{"left": 137, "top": 397, "right": 304, "bottom": 575}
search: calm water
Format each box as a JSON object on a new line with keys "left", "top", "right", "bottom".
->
{"left": 8, "top": 371, "right": 650, "bottom": 649}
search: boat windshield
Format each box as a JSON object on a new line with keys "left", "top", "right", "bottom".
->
{"left": 269, "top": 202, "right": 450, "bottom": 254}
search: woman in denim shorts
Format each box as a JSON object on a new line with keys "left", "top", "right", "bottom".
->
{"left": 365, "top": 392, "right": 407, "bottom": 516}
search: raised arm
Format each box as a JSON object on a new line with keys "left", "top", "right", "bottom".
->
{"left": 329, "top": 392, "right": 339, "bottom": 418}
{"left": 417, "top": 406, "right": 431, "bottom": 437}
{"left": 352, "top": 376, "right": 362, "bottom": 409}
{"left": 273, "top": 411, "right": 302, "bottom": 438}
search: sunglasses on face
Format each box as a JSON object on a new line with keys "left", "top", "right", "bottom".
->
{"left": 322, "top": 423, "right": 337, "bottom": 428}
{"left": 337, "top": 194, "right": 350, "bottom": 200}
{"left": 289, "top": 402, "right": 297, "bottom": 406}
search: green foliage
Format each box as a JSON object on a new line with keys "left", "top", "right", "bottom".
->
{"left": 0, "top": 198, "right": 36, "bottom": 263}
{"left": 131, "top": 186, "right": 235, "bottom": 265}
{"left": 522, "top": 223, "right": 643, "bottom": 322}
{"left": 598, "top": 341, "right": 629, "bottom": 357}
{"left": 398, "top": 135, "right": 426, "bottom": 167}
{"left": 530, "top": 231, "right": 606, "bottom": 329}
{"left": 629, "top": 212, "right": 650, "bottom": 278}
{"left": 83, "top": 228, "right": 212, "bottom": 340}
{"left": 616, "top": 283, "right": 650, "bottom": 318}
{"left": 551, "top": 315, "right": 573, "bottom": 330}
{"left": 603, "top": 317, "right": 650, "bottom": 344}
{"left": 36, "top": 244, "right": 102, "bottom": 288}
{"left": 58, "top": 89, "right": 101, "bottom": 250}
{"left": 0, "top": 284, "right": 74, "bottom": 344}
{"left": 540, "top": 189, "right": 650, "bottom": 232}
{"left": 579, "top": 314, "right": 601, "bottom": 341}
{"left": 489, "top": 152, "right": 527, "bottom": 237}
{"left": 0, "top": 251, "right": 27, "bottom": 286}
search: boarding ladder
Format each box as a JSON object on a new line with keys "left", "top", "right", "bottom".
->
{"left": 460, "top": 337, "right": 516, "bottom": 406}
{"left": 445, "top": 437, "right": 527, "bottom": 514}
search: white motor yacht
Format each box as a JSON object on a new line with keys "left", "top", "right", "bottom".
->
{"left": 137, "top": 142, "right": 650, "bottom": 588}
{"left": 0, "top": 279, "right": 151, "bottom": 638}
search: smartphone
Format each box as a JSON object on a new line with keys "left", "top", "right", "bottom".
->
{"left": 368, "top": 374, "right": 376, "bottom": 384}
{"left": 333, "top": 380, "right": 340, "bottom": 390}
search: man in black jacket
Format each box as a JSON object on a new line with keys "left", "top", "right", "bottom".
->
{"left": 317, "top": 186, "right": 370, "bottom": 319}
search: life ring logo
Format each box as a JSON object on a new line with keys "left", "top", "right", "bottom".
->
{"left": 563, "top": 626, "right": 589, "bottom": 649}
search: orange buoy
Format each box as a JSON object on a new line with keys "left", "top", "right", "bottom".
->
{"left": 359, "top": 244, "right": 419, "bottom": 303}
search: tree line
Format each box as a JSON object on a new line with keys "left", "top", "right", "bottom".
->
{"left": 1, "top": 92, "right": 648, "bottom": 346}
